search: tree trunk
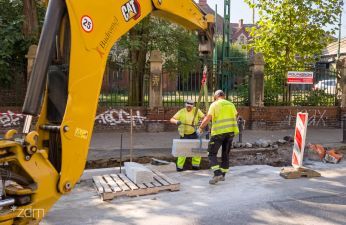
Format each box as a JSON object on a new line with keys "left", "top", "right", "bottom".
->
{"left": 23, "top": 0, "right": 39, "bottom": 38}
{"left": 128, "top": 17, "right": 150, "bottom": 106}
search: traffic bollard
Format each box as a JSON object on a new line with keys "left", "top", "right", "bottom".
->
{"left": 238, "top": 117, "right": 245, "bottom": 143}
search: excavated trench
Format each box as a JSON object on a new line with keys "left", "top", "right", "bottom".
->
{"left": 85, "top": 145, "right": 292, "bottom": 170}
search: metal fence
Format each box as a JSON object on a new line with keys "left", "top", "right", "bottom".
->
{"left": 215, "top": 60, "right": 250, "bottom": 106}
{"left": 100, "top": 60, "right": 250, "bottom": 107}
{"left": 99, "top": 62, "right": 150, "bottom": 107}
{"left": 0, "top": 62, "right": 26, "bottom": 107}
{"left": 162, "top": 60, "right": 250, "bottom": 107}
{"left": 264, "top": 66, "right": 339, "bottom": 106}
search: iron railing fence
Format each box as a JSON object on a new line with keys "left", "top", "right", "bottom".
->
{"left": 0, "top": 61, "right": 26, "bottom": 107}
{"left": 99, "top": 62, "right": 150, "bottom": 107}
{"left": 264, "top": 66, "right": 339, "bottom": 106}
{"left": 162, "top": 59, "right": 250, "bottom": 107}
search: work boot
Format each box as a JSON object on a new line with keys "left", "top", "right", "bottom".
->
{"left": 176, "top": 167, "right": 184, "bottom": 172}
{"left": 220, "top": 173, "right": 226, "bottom": 181}
{"left": 209, "top": 175, "right": 223, "bottom": 185}
{"left": 192, "top": 166, "right": 200, "bottom": 170}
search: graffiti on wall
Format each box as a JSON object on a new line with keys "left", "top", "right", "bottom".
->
{"left": 0, "top": 111, "right": 24, "bottom": 127}
{"left": 286, "top": 110, "right": 327, "bottom": 126}
{"left": 95, "top": 109, "right": 147, "bottom": 126}
{"left": 0, "top": 109, "right": 148, "bottom": 129}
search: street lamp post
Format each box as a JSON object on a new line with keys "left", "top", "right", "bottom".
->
{"left": 337, "top": 0, "right": 344, "bottom": 60}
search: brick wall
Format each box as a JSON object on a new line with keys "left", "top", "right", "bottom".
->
{"left": 1, "top": 106, "right": 342, "bottom": 133}
{"left": 249, "top": 106, "right": 340, "bottom": 129}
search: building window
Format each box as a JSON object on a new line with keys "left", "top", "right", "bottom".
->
{"left": 239, "top": 35, "right": 245, "bottom": 44}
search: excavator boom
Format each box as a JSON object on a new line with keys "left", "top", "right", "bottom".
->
{"left": 0, "top": 0, "right": 213, "bottom": 224}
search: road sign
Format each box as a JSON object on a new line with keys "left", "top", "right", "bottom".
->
{"left": 292, "top": 112, "right": 308, "bottom": 168}
{"left": 287, "top": 71, "right": 313, "bottom": 84}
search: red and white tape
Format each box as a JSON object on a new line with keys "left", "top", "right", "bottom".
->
{"left": 0, "top": 111, "right": 23, "bottom": 117}
{"left": 292, "top": 112, "right": 308, "bottom": 168}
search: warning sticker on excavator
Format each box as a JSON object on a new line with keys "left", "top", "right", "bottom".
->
{"left": 81, "top": 15, "right": 93, "bottom": 33}
{"left": 74, "top": 128, "right": 88, "bottom": 140}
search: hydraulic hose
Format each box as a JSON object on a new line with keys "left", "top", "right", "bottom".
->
{"left": 22, "top": 0, "right": 67, "bottom": 116}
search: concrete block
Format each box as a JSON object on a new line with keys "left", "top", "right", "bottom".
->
{"left": 172, "top": 139, "right": 221, "bottom": 157}
{"left": 145, "top": 162, "right": 176, "bottom": 173}
{"left": 124, "top": 162, "right": 154, "bottom": 184}
{"left": 245, "top": 143, "right": 253, "bottom": 148}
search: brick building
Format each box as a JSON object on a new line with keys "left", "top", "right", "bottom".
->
{"left": 197, "top": 0, "right": 255, "bottom": 45}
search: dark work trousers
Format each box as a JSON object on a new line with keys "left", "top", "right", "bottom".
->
{"left": 207, "top": 132, "right": 234, "bottom": 176}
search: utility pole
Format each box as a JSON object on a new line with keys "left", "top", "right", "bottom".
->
{"left": 337, "top": 0, "right": 344, "bottom": 60}
{"left": 222, "top": 0, "right": 231, "bottom": 60}
{"left": 221, "top": 0, "right": 231, "bottom": 92}
{"left": 252, "top": 0, "right": 255, "bottom": 24}
{"left": 213, "top": 4, "right": 218, "bottom": 92}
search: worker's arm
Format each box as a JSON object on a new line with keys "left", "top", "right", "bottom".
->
{"left": 170, "top": 117, "right": 181, "bottom": 125}
{"left": 199, "top": 114, "right": 212, "bottom": 130}
{"left": 170, "top": 109, "right": 182, "bottom": 125}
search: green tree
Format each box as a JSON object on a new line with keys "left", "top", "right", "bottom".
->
{"left": 245, "top": 0, "right": 342, "bottom": 69}
{"left": 0, "top": 0, "right": 43, "bottom": 87}
{"left": 110, "top": 16, "right": 199, "bottom": 105}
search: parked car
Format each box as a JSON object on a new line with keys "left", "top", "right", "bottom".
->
{"left": 313, "top": 79, "right": 336, "bottom": 94}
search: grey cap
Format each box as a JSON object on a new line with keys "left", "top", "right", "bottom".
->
{"left": 214, "top": 90, "right": 225, "bottom": 97}
{"left": 185, "top": 99, "right": 194, "bottom": 107}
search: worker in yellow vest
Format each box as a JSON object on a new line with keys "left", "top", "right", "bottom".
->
{"left": 198, "top": 90, "right": 239, "bottom": 184}
{"left": 170, "top": 99, "right": 205, "bottom": 171}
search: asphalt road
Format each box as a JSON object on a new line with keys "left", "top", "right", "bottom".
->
{"left": 42, "top": 161, "right": 346, "bottom": 225}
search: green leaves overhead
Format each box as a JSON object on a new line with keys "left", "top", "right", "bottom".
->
{"left": 245, "top": 0, "right": 342, "bottom": 69}
{"left": 0, "top": 0, "right": 44, "bottom": 87}
{"left": 113, "top": 16, "right": 199, "bottom": 75}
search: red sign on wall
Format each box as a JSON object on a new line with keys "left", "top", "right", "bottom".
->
{"left": 287, "top": 71, "right": 314, "bottom": 84}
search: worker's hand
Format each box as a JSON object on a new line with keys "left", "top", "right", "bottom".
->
{"left": 197, "top": 127, "right": 203, "bottom": 136}
{"left": 176, "top": 121, "right": 182, "bottom": 126}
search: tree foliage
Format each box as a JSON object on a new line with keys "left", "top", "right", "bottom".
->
{"left": 245, "top": 0, "right": 342, "bottom": 69}
{"left": 0, "top": 0, "right": 44, "bottom": 87}
{"left": 109, "top": 16, "right": 200, "bottom": 105}
{"left": 113, "top": 16, "right": 199, "bottom": 74}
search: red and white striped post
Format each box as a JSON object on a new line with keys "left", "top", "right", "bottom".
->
{"left": 292, "top": 112, "right": 308, "bottom": 168}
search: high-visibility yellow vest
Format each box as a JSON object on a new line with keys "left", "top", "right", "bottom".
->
{"left": 210, "top": 99, "right": 239, "bottom": 136}
{"left": 174, "top": 107, "right": 204, "bottom": 137}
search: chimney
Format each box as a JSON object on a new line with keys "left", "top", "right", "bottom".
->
{"left": 199, "top": 0, "right": 207, "bottom": 5}
{"left": 239, "top": 19, "right": 243, "bottom": 28}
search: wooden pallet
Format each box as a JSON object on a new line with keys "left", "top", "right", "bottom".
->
{"left": 93, "top": 169, "right": 180, "bottom": 200}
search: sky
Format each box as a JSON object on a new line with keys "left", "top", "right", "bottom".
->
{"left": 197, "top": 0, "right": 346, "bottom": 38}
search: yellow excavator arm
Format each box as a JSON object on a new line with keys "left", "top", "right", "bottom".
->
{"left": 0, "top": 0, "right": 213, "bottom": 224}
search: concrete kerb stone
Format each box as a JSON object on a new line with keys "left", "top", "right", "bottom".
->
{"left": 124, "top": 162, "right": 154, "bottom": 184}
{"left": 171, "top": 139, "right": 222, "bottom": 157}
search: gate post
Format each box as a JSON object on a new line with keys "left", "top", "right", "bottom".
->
{"left": 249, "top": 53, "right": 265, "bottom": 107}
{"left": 25, "top": 45, "right": 37, "bottom": 83}
{"left": 337, "top": 59, "right": 346, "bottom": 107}
{"left": 149, "top": 50, "right": 163, "bottom": 108}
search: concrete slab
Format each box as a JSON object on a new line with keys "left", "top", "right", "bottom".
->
{"left": 124, "top": 162, "right": 154, "bottom": 184}
{"left": 171, "top": 139, "right": 221, "bottom": 157}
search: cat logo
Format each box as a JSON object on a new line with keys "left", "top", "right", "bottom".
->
{"left": 121, "top": 0, "right": 141, "bottom": 22}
